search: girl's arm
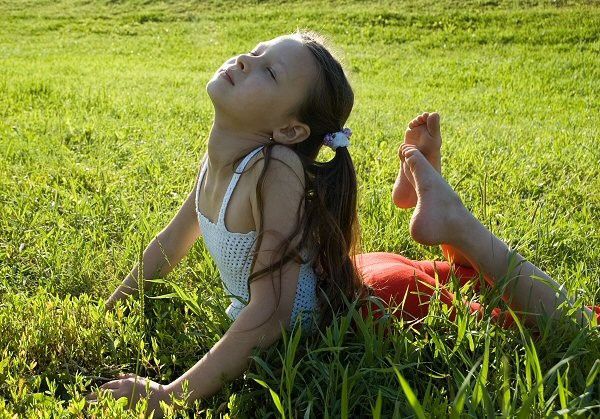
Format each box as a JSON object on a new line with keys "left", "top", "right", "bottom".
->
{"left": 105, "top": 185, "right": 201, "bottom": 310}
{"left": 165, "top": 264, "right": 298, "bottom": 404}
{"left": 164, "top": 147, "right": 305, "bottom": 407}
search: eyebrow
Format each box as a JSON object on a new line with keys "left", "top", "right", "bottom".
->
{"left": 255, "top": 43, "right": 288, "bottom": 82}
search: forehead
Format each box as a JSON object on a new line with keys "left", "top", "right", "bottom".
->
{"left": 258, "top": 36, "right": 317, "bottom": 83}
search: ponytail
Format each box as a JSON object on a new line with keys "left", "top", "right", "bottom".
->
{"left": 302, "top": 146, "right": 363, "bottom": 327}
{"left": 247, "top": 30, "right": 367, "bottom": 330}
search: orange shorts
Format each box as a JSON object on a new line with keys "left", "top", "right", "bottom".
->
{"left": 355, "top": 252, "right": 600, "bottom": 328}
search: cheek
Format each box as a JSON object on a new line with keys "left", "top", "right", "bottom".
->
{"left": 275, "top": 85, "right": 305, "bottom": 115}
{"left": 238, "top": 77, "right": 274, "bottom": 104}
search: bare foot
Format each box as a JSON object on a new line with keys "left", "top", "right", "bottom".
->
{"left": 401, "top": 145, "right": 470, "bottom": 247}
{"left": 405, "top": 112, "right": 442, "bottom": 154}
{"left": 392, "top": 112, "right": 442, "bottom": 209}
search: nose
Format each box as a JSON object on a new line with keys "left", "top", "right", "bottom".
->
{"left": 235, "top": 54, "right": 251, "bottom": 72}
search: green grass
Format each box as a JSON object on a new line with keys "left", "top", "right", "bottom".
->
{"left": 1, "top": 0, "right": 599, "bottom": 416}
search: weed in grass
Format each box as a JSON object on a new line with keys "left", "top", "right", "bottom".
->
{"left": 1, "top": 0, "right": 599, "bottom": 416}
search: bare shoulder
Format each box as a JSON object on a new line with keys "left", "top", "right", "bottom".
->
{"left": 247, "top": 145, "right": 307, "bottom": 232}
{"left": 269, "top": 145, "right": 305, "bottom": 180}
{"left": 247, "top": 145, "right": 305, "bottom": 188}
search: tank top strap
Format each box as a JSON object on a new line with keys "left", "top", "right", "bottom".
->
{"left": 195, "top": 155, "right": 209, "bottom": 215}
{"left": 217, "top": 146, "right": 264, "bottom": 225}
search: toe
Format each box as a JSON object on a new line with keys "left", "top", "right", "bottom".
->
{"left": 427, "top": 112, "right": 440, "bottom": 133}
{"left": 404, "top": 148, "right": 428, "bottom": 171}
{"left": 401, "top": 144, "right": 418, "bottom": 157}
{"left": 410, "top": 114, "right": 425, "bottom": 127}
{"left": 405, "top": 147, "right": 424, "bottom": 161}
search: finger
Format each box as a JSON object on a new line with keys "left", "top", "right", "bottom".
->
{"left": 83, "top": 397, "right": 94, "bottom": 411}
{"left": 86, "top": 387, "right": 117, "bottom": 402}
{"left": 97, "top": 387, "right": 121, "bottom": 400}
{"left": 101, "top": 380, "right": 125, "bottom": 390}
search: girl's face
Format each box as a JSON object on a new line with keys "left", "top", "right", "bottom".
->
{"left": 206, "top": 36, "right": 317, "bottom": 133}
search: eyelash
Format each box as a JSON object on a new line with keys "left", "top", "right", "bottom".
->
{"left": 248, "top": 51, "right": 276, "bottom": 80}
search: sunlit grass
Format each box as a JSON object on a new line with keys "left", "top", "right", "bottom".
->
{"left": 1, "top": 0, "right": 599, "bottom": 416}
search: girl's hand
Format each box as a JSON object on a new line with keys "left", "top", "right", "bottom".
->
{"left": 85, "top": 373, "right": 170, "bottom": 417}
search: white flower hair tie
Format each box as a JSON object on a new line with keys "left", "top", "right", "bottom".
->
{"left": 323, "top": 127, "right": 352, "bottom": 150}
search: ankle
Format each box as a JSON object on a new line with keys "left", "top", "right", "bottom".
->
{"left": 424, "top": 151, "right": 442, "bottom": 172}
{"left": 439, "top": 196, "right": 476, "bottom": 242}
{"left": 448, "top": 212, "right": 485, "bottom": 253}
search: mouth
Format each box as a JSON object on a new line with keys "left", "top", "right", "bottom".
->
{"left": 221, "top": 69, "right": 234, "bottom": 85}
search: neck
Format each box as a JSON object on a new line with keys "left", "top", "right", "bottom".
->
{"left": 207, "top": 114, "right": 271, "bottom": 170}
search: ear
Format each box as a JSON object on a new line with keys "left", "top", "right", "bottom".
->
{"left": 272, "top": 120, "right": 311, "bottom": 145}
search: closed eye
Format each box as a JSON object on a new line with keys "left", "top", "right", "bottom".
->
{"left": 249, "top": 51, "right": 276, "bottom": 81}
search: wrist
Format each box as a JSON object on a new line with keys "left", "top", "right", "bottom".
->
{"left": 163, "top": 381, "right": 175, "bottom": 394}
{"left": 105, "top": 292, "right": 120, "bottom": 307}
{"left": 159, "top": 382, "right": 172, "bottom": 400}
{"left": 163, "top": 382, "right": 188, "bottom": 412}
{"left": 106, "top": 290, "right": 124, "bottom": 305}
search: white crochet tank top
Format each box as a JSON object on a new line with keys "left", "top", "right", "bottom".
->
{"left": 195, "top": 146, "right": 319, "bottom": 330}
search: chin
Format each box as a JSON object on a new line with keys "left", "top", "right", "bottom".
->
{"left": 206, "top": 92, "right": 237, "bottom": 120}
{"left": 206, "top": 78, "right": 216, "bottom": 96}
{"left": 206, "top": 80, "right": 224, "bottom": 106}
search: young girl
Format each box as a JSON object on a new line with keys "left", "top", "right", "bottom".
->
{"left": 88, "top": 32, "right": 597, "bottom": 415}
{"left": 89, "top": 31, "right": 364, "bottom": 415}
{"left": 357, "top": 112, "right": 599, "bottom": 329}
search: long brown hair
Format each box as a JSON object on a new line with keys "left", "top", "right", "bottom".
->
{"left": 248, "top": 30, "right": 366, "bottom": 329}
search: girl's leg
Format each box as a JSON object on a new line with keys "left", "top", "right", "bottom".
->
{"left": 356, "top": 252, "right": 511, "bottom": 326}
{"left": 410, "top": 257, "right": 481, "bottom": 290}
{"left": 357, "top": 253, "right": 473, "bottom": 321}
{"left": 401, "top": 146, "right": 594, "bottom": 326}
{"left": 356, "top": 252, "right": 478, "bottom": 287}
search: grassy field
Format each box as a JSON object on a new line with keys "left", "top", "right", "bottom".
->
{"left": 1, "top": 0, "right": 599, "bottom": 416}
